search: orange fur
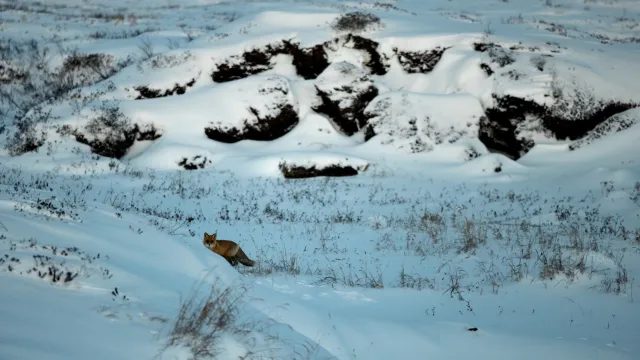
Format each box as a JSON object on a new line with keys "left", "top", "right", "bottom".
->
{"left": 203, "top": 232, "right": 256, "bottom": 267}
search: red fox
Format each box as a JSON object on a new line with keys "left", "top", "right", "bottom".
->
{"left": 202, "top": 232, "right": 256, "bottom": 267}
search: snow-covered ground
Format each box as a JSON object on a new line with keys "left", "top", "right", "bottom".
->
{"left": 1, "top": 0, "right": 640, "bottom": 359}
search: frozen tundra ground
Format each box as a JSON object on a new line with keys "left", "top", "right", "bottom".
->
{"left": 1, "top": 0, "right": 640, "bottom": 359}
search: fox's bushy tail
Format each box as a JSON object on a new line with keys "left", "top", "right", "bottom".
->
{"left": 236, "top": 247, "right": 256, "bottom": 267}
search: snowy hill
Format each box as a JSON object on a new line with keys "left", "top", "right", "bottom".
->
{"left": 1, "top": 0, "right": 640, "bottom": 359}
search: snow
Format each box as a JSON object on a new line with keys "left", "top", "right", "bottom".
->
{"left": 1, "top": 0, "right": 640, "bottom": 359}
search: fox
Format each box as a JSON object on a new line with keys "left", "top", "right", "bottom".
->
{"left": 202, "top": 232, "right": 257, "bottom": 267}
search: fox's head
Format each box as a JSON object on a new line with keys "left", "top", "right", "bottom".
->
{"left": 203, "top": 232, "right": 218, "bottom": 250}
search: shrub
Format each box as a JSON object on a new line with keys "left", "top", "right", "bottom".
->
{"left": 160, "top": 274, "right": 249, "bottom": 359}
{"left": 5, "top": 106, "right": 53, "bottom": 156}
{"left": 331, "top": 11, "right": 382, "bottom": 32}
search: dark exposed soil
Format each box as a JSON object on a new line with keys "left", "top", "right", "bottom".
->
{"left": 394, "top": 47, "right": 448, "bottom": 73}
{"left": 480, "top": 94, "right": 638, "bottom": 159}
{"left": 341, "top": 34, "right": 388, "bottom": 75}
{"left": 279, "top": 162, "right": 360, "bottom": 178}
{"left": 73, "top": 123, "right": 162, "bottom": 159}
{"left": 480, "top": 63, "right": 494, "bottom": 76}
{"left": 134, "top": 78, "right": 196, "bottom": 99}
{"left": 211, "top": 41, "right": 330, "bottom": 83}
{"left": 211, "top": 34, "right": 393, "bottom": 83}
{"left": 204, "top": 104, "right": 298, "bottom": 143}
{"left": 543, "top": 102, "right": 637, "bottom": 140}
{"left": 313, "top": 85, "right": 379, "bottom": 136}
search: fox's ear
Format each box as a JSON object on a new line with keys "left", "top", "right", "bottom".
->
{"left": 204, "top": 232, "right": 209, "bottom": 237}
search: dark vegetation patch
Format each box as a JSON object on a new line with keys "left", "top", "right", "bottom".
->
{"left": 330, "top": 11, "right": 382, "bottom": 33}
{"left": 1, "top": 39, "right": 132, "bottom": 157}
{"left": 134, "top": 78, "right": 196, "bottom": 99}
{"left": 14, "top": 196, "right": 80, "bottom": 221}
{"left": 59, "top": 52, "right": 118, "bottom": 85}
{"left": 473, "top": 42, "right": 516, "bottom": 67}
{"left": 394, "top": 47, "right": 449, "bottom": 73}
{"left": 480, "top": 94, "right": 639, "bottom": 159}
{"left": 5, "top": 106, "right": 55, "bottom": 156}
{"left": 178, "top": 155, "right": 212, "bottom": 170}
{"left": 58, "top": 103, "right": 162, "bottom": 159}
{"left": 0, "top": 61, "right": 27, "bottom": 84}
{"left": 205, "top": 104, "right": 298, "bottom": 143}
{"left": 279, "top": 161, "right": 361, "bottom": 179}
{"left": 0, "top": 237, "right": 107, "bottom": 286}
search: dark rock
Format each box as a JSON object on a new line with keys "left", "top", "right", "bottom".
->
{"left": 279, "top": 162, "right": 360, "bottom": 178}
{"left": 312, "top": 62, "right": 379, "bottom": 136}
{"left": 394, "top": 47, "right": 448, "bottom": 73}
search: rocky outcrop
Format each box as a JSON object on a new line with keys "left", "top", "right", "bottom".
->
{"left": 479, "top": 94, "right": 638, "bottom": 159}
{"left": 204, "top": 76, "right": 299, "bottom": 143}
{"left": 211, "top": 40, "right": 330, "bottom": 83}
{"left": 312, "top": 62, "right": 378, "bottom": 136}
{"left": 210, "top": 34, "right": 391, "bottom": 84}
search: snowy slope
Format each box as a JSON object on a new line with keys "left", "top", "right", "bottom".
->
{"left": 1, "top": 0, "right": 640, "bottom": 359}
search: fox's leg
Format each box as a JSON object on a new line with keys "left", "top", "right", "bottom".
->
{"left": 225, "top": 256, "right": 238, "bottom": 267}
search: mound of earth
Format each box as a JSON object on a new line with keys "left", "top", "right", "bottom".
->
{"left": 211, "top": 40, "right": 330, "bottom": 82}
{"left": 58, "top": 105, "right": 162, "bottom": 159}
{"left": 480, "top": 94, "right": 638, "bottom": 159}
{"left": 210, "top": 34, "right": 392, "bottom": 84}
{"left": 569, "top": 108, "right": 640, "bottom": 151}
{"left": 67, "top": 122, "right": 162, "bottom": 159}
{"left": 393, "top": 46, "right": 449, "bottom": 74}
{"left": 312, "top": 62, "right": 378, "bottom": 136}
{"left": 363, "top": 92, "right": 487, "bottom": 154}
{"left": 204, "top": 75, "right": 299, "bottom": 143}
